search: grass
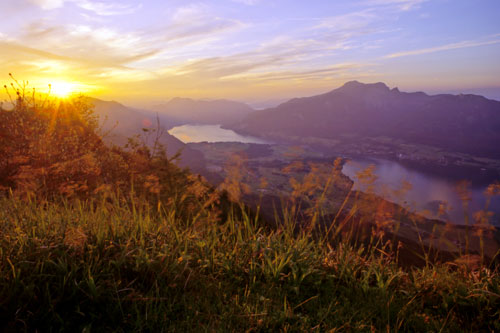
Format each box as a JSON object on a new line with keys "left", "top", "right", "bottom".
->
{"left": 2, "top": 77, "right": 499, "bottom": 331}
{"left": 1, "top": 194, "right": 499, "bottom": 332}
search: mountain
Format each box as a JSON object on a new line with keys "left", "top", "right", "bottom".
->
{"left": 90, "top": 98, "right": 206, "bottom": 171}
{"left": 231, "top": 81, "right": 500, "bottom": 158}
{"left": 151, "top": 98, "right": 254, "bottom": 126}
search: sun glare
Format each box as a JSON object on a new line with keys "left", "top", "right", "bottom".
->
{"left": 49, "top": 81, "right": 79, "bottom": 98}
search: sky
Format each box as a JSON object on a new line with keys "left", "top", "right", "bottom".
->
{"left": 0, "top": 0, "right": 499, "bottom": 106}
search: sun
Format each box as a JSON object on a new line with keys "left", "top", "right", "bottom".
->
{"left": 49, "top": 81, "right": 79, "bottom": 98}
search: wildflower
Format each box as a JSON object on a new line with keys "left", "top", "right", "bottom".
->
{"left": 93, "top": 184, "right": 113, "bottom": 195}
{"left": 454, "top": 254, "right": 482, "bottom": 271}
{"left": 187, "top": 174, "right": 209, "bottom": 198}
{"left": 219, "top": 153, "right": 251, "bottom": 201}
{"left": 144, "top": 174, "right": 161, "bottom": 194}
{"left": 64, "top": 226, "right": 87, "bottom": 252}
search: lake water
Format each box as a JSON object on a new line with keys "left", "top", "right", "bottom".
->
{"left": 168, "top": 124, "right": 268, "bottom": 144}
{"left": 169, "top": 124, "right": 500, "bottom": 226}
{"left": 342, "top": 158, "right": 500, "bottom": 226}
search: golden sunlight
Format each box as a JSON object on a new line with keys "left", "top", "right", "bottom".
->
{"left": 49, "top": 81, "right": 79, "bottom": 98}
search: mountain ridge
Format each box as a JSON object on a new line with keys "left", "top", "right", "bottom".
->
{"left": 89, "top": 97, "right": 206, "bottom": 172}
{"left": 230, "top": 81, "right": 500, "bottom": 159}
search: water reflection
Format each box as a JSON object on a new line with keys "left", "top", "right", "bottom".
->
{"left": 169, "top": 124, "right": 268, "bottom": 144}
{"left": 342, "top": 158, "right": 500, "bottom": 226}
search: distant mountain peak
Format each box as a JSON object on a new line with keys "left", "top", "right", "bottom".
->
{"left": 87, "top": 97, "right": 127, "bottom": 108}
{"left": 340, "top": 81, "right": 390, "bottom": 91}
{"left": 170, "top": 97, "right": 193, "bottom": 103}
{"left": 231, "top": 81, "right": 500, "bottom": 159}
{"left": 342, "top": 80, "right": 363, "bottom": 87}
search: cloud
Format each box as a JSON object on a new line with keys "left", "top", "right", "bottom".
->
{"left": 309, "top": 0, "right": 427, "bottom": 44}
{"left": 170, "top": 3, "right": 208, "bottom": 23}
{"left": 175, "top": 54, "right": 281, "bottom": 79}
{"left": 0, "top": 19, "right": 163, "bottom": 89}
{"left": 313, "top": 10, "right": 377, "bottom": 31}
{"left": 29, "top": 0, "right": 141, "bottom": 15}
{"left": 306, "top": 8, "right": 396, "bottom": 55}
{"left": 6, "top": 0, "right": 494, "bottom": 102}
{"left": 0, "top": 2, "right": 249, "bottom": 89}
{"left": 18, "top": 22, "right": 157, "bottom": 66}
{"left": 167, "top": 33, "right": 369, "bottom": 83}
{"left": 220, "top": 63, "right": 369, "bottom": 83}
{"left": 157, "top": 4, "right": 245, "bottom": 45}
{"left": 29, "top": 0, "right": 65, "bottom": 10}
{"left": 74, "top": 0, "right": 141, "bottom": 16}
{"left": 231, "top": 0, "right": 261, "bottom": 5}
{"left": 361, "top": 0, "right": 428, "bottom": 11}
{"left": 311, "top": 9, "right": 382, "bottom": 46}
{"left": 4, "top": 1, "right": 388, "bottom": 88}
{"left": 0, "top": 40, "right": 75, "bottom": 62}
{"left": 385, "top": 38, "right": 500, "bottom": 58}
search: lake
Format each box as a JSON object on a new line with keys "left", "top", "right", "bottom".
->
{"left": 169, "top": 124, "right": 500, "bottom": 226}
{"left": 342, "top": 158, "right": 500, "bottom": 226}
{"left": 168, "top": 124, "right": 268, "bottom": 144}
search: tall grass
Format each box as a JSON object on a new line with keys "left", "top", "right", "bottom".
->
{"left": 1, "top": 79, "right": 499, "bottom": 331}
{"left": 1, "top": 194, "right": 499, "bottom": 331}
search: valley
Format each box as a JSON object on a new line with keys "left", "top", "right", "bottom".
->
{"left": 185, "top": 140, "right": 500, "bottom": 262}
{"left": 89, "top": 82, "right": 500, "bottom": 240}
{"left": 90, "top": 82, "right": 500, "bottom": 261}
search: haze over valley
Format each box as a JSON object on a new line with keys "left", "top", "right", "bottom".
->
{"left": 88, "top": 81, "right": 500, "bottom": 228}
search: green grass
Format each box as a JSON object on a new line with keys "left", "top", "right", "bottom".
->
{"left": 1, "top": 195, "right": 499, "bottom": 332}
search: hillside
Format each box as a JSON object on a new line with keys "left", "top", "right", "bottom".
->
{"left": 152, "top": 98, "right": 255, "bottom": 126}
{"left": 1, "top": 84, "right": 499, "bottom": 332}
{"left": 90, "top": 98, "right": 206, "bottom": 172}
{"left": 231, "top": 81, "right": 500, "bottom": 159}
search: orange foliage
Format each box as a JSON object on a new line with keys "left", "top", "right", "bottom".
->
{"left": 0, "top": 78, "right": 196, "bottom": 207}
{"left": 0, "top": 93, "right": 104, "bottom": 197}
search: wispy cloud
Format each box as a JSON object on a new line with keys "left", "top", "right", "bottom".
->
{"left": 29, "top": 0, "right": 141, "bottom": 15}
{"left": 219, "top": 63, "right": 370, "bottom": 83}
{"left": 360, "top": 0, "right": 428, "bottom": 11}
{"left": 0, "top": 2, "right": 249, "bottom": 87}
{"left": 165, "top": 32, "right": 370, "bottom": 84}
{"left": 0, "top": 20, "right": 161, "bottom": 89}
{"left": 161, "top": 4, "right": 244, "bottom": 44}
{"left": 74, "top": 0, "right": 141, "bottom": 16}
{"left": 2, "top": 0, "right": 498, "bottom": 102}
{"left": 385, "top": 38, "right": 500, "bottom": 58}
{"left": 313, "top": 10, "right": 377, "bottom": 31}
{"left": 5, "top": 2, "right": 381, "bottom": 92}
{"left": 29, "top": 0, "right": 64, "bottom": 10}
{"left": 231, "top": 0, "right": 261, "bottom": 5}
{"left": 19, "top": 22, "right": 157, "bottom": 66}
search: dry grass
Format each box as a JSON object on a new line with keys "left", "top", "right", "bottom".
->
{"left": 0, "top": 193, "right": 499, "bottom": 332}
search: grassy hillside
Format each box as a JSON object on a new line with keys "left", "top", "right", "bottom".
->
{"left": 1, "top": 83, "right": 499, "bottom": 331}
{"left": 1, "top": 196, "right": 499, "bottom": 331}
